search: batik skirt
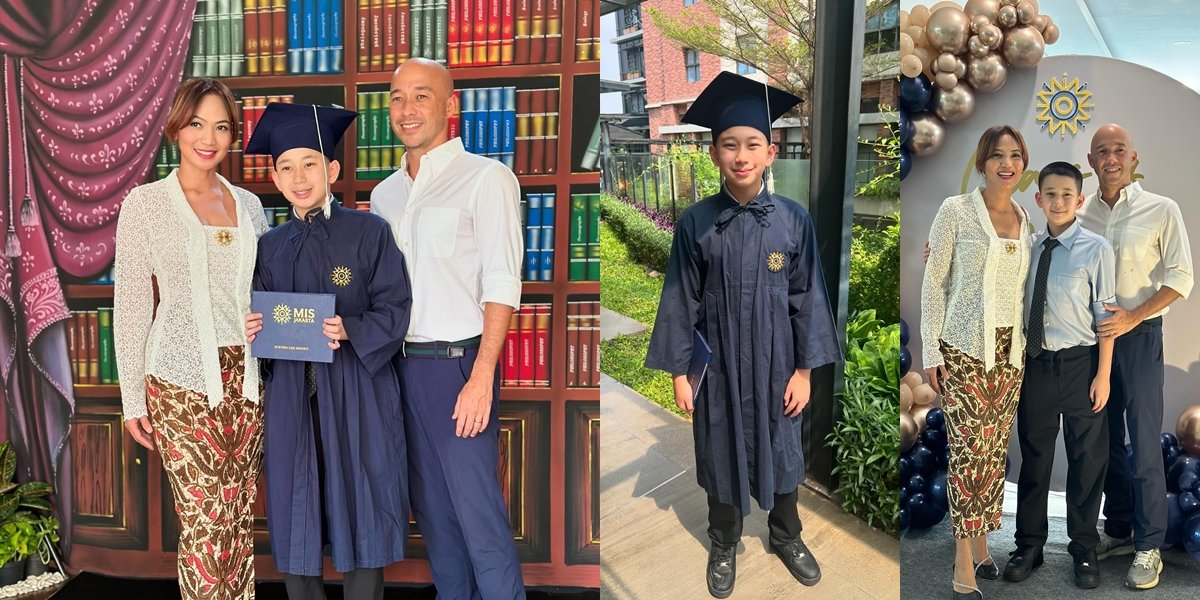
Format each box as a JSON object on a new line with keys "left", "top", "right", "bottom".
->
{"left": 146, "top": 346, "right": 264, "bottom": 600}
{"left": 940, "top": 328, "right": 1023, "bottom": 539}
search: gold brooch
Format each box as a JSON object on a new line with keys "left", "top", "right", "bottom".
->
{"left": 331, "top": 265, "right": 353, "bottom": 287}
{"left": 1005, "top": 241, "right": 1016, "bottom": 255}
{"left": 215, "top": 229, "right": 233, "bottom": 246}
{"left": 766, "top": 251, "right": 786, "bottom": 273}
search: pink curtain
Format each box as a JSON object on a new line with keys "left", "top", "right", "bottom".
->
{"left": 0, "top": 0, "right": 196, "bottom": 559}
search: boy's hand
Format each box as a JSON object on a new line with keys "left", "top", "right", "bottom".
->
{"left": 245, "top": 312, "right": 263, "bottom": 343}
{"left": 672, "top": 375, "right": 694, "bottom": 415}
{"left": 323, "top": 315, "right": 347, "bottom": 349}
{"left": 783, "top": 369, "right": 811, "bottom": 417}
{"left": 1089, "top": 374, "right": 1110, "bottom": 413}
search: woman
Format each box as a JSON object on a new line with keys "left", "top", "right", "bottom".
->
{"left": 114, "top": 78, "right": 269, "bottom": 599}
{"left": 921, "top": 125, "right": 1032, "bottom": 599}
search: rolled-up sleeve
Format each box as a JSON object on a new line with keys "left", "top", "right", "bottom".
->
{"left": 472, "top": 163, "right": 523, "bottom": 309}
{"left": 1092, "top": 239, "right": 1117, "bottom": 328}
{"left": 1160, "top": 202, "right": 1193, "bottom": 299}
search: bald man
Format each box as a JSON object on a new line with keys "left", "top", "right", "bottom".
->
{"left": 1077, "top": 124, "right": 1193, "bottom": 590}
{"left": 370, "top": 58, "right": 526, "bottom": 599}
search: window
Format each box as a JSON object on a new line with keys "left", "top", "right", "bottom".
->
{"left": 864, "top": 0, "right": 900, "bottom": 54}
{"left": 684, "top": 48, "right": 700, "bottom": 82}
{"left": 623, "top": 89, "right": 646, "bottom": 115}
{"left": 735, "top": 33, "right": 757, "bottom": 75}
{"left": 618, "top": 6, "right": 641, "bottom": 35}
{"left": 620, "top": 42, "right": 644, "bottom": 79}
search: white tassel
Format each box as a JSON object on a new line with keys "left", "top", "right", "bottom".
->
{"left": 19, "top": 194, "right": 37, "bottom": 226}
{"left": 4, "top": 229, "right": 20, "bottom": 258}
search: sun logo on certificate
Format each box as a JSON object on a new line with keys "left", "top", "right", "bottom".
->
{"left": 331, "top": 265, "right": 353, "bottom": 287}
{"left": 272, "top": 304, "right": 291, "bottom": 324}
{"left": 766, "top": 251, "right": 786, "bottom": 273}
{"left": 1035, "top": 73, "right": 1094, "bottom": 139}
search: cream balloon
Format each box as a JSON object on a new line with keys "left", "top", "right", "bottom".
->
{"left": 926, "top": 7, "right": 972, "bottom": 54}
{"left": 964, "top": 0, "right": 1001, "bottom": 21}
{"left": 937, "top": 52, "right": 957, "bottom": 73}
{"left": 911, "top": 404, "right": 933, "bottom": 432}
{"left": 1017, "top": 1, "right": 1037, "bottom": 24}
{"left": 909, "top": 25, "right": 929, "bottom": 48}
{"left": 902, "top": 371, "right": 923, "bottom": 390}
{"left": 970, "top": 14, "right": 991, "bottom": 34}
{"left": 900, "top": 9, "right": 910, "bottom": 30}
{"left": 997, "top": 5, "right": 1017, "bottom": 27}
{"left": 1000, "top": 0, "right": 1019, "bottom": 6}
{"left": 908, "top": 112, "right": 947, "bottom": 157}
{"left": 1032, "top": 14, "right": 1049, "bottom": 32}
{"left": 910, "top": 5, "right": 931, "bottom": 27}
{"left": 1177, "top": 404, "right": 1200, "bottom": 456}
{"left": 901, "top": 383, "right": 914, "bottom": 413}
{"left": 968, "top": 35, "right": 989, "bottom": 57}
{"left": 954, "top": 57, "right": 967, "bottom": 78}
{"left": 1043, "top": 23, "right": 1060, "bottom": 45}
{"left": 900, "top": 31, "right": 915, "bottom": 57}
{"left": 913, "top": 383, "right": 937, "bottom": 406}
{"left": 935, "top": 71, "right": 958, "bottom": 91}
{"left": 902, "top": 412, "right": 919, "bottom": 451}
{"left": 914, "top": 46, "right": 935, "bottom": 80}
{"left": 979, "top": 24, "right": 1002, "bottom": 48}
{"left": 931, "top": 1, "right": 963, "bottom": 14}
{"left": 935, "top": 81, "right": 976, "bottom": 123}
{"left": 1003, "top": 24, "right": 1045, "bottom": 68}
{"left": 901, "top": 54, "right": 924, "bottom": 78}
{"left": 967, "top": 51, "right": 1009, "bottom": 92}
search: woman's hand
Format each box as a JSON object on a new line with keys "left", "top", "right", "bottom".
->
{"left": 124, "top": 416, "right": 155, "bottom": 450}
{"left": 925, "top": 365, "right": 949, "bottom": 395}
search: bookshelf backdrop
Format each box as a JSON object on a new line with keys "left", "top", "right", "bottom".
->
{"left": 64, "top": 0, "right": 600, "bottom": 588}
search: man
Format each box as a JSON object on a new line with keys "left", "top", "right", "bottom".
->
{"left": 1078, "top": 123, "right": 1193, "bottom": 590}
{"left": 370, "top": 57, "right": 525, "bottom": 599}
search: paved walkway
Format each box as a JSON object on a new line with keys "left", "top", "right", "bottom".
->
{"left": 600, "top": 313, "right": 900, "bottom": 599}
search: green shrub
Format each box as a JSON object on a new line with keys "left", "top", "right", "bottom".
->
{"left": 827, "top": 310, "right": 900, "bottom": 534}
{"left": 600, "top": 193, "right": 674, "bottom": 274}
{"left": 849, "top": 217, "right": 900, "bottom": 324}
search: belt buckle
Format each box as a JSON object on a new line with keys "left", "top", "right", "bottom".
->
{"left": 448, "top": 345, "right": 465, "bottom": 359}
{"left": 401, "top": 342, "right": 408, "bottom": 358}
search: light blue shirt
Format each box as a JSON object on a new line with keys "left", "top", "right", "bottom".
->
{"left": 1024, "top": 219, "right": 1117, "bottom": 351}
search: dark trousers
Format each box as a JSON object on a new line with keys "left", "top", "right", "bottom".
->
{"left": 707, "top": 488, "right": 802, "bottom": 548}
{"left": 1102, "top": 319, "right": 1167, "bottom": 550}
{"left": 397, "top": 348, "right": 526, "bottom": 600}
{"left": 1014, "top": 345, "right": 1108, "bottom": 556}
{"left": 283, "top": 569, "right": 384, "bottom": 600}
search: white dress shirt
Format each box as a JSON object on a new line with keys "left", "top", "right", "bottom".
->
{"left": 1077, "top": 181, "right": 1193, "bottom": 318}
{"left": 371, "top": 138, "right": 523, "bottom": 342}
{"left": 1024, "top": 220, "right": 1116, "bottom": 352}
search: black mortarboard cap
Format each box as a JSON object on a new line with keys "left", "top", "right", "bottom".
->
{"left": 245, "top": 102, "right": 357, "bottom": 163}
{"left": 681, "top": 71, "right": 802, "bottom": 141}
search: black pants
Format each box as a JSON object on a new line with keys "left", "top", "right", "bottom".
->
{"left": 1102, "top": 319, "right": 1168, "bottom": 550}
{"left": 1014, "top": 345, "right": 1108, "bottom": 556}
{"left": 283, "top": 569, "right": 384, "bottom": 600}
{"left": 707, "top": 489, "right": 802, "bottom": 548}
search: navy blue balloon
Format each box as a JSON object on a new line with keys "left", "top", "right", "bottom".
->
{"left": 929, "top": 470, "right": 949, "bottom": 514}
{"left": 900, "top": 506, "right": 911, "bottom": 530}
{"left": 909, "top": 443, "right": 936, "bottom": 474}
{"left": 1164, "top": 432, "right": 1180, "bottom": 449}
{"left": 1182, "top": 512, "right": 1200, "bottom": 563}
{"left": 907, "top": 473, "right": 928, "bottom": 494}
{"left": 900, "top": 346, "right": 912, "bottom": 374}
{"left": 1180, "top": 468, "right": 1200, "bottom": 493}
{"left": 1166, "top": 492, "right": 1185, "bottom": 547}
{"left": 1180, "top": 490, "right": 1200, "bottom": 514}
{"left": 900, "top": 319, "right": 910, "bottom": 346}
{"left": 898, "top": 75, "right": 932, "bottom": 113}
{"left": 1165, "top": 446, "right": 1182, "bottom": 470}
{"left": 900, "top": 456, "right": 913, "bottom": 481}
{"left": 935, "top": 446, "right": 949, "bottom": 468}
{"left": 1168, "top": 456, "right": 1200, "bottom": 493}
{"left": 899, "top": 146, "right": 912, "bottom": 180}
{"left": 926, "top": 407, "right": 945, "bottom": 431}
{"left": 899, "top": 111, "right": 911, "bottom": 146}
{"left": 900, "top": 485, "right": 909, "bottom": 505}
{"left": 920, "top": 426, "right": 947, "bottom": 451}
{"left": 907, "top": 491, "right": 947, "bottom": 529}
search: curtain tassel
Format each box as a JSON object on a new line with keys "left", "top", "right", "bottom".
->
{"left": 19, "top": 194, "right": 37, "bottom": 227}
{"left": 4, "top": 228, "right": 20, "bottom": 258}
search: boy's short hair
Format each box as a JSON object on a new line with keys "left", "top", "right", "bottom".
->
{"left": 1038, "top": 161, "right": 1084, "bottom": 193}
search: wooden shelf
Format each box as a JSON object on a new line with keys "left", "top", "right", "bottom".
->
{"left": 350, "top": 173, "right": 599, "bottom": 189}
{"left": 73, "top": 385, "right": 121, "bottom": 399}
{"left": 218, "top": 64, "right": 597, "bottom": 93}
{"left": 65, "top": 284, "right": 114, "bottom": 299}
{"left": 499, "top": 387, "right": 599, "bottom": 401}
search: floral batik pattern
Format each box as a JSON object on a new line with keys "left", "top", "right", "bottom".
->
{"left": 147, "top": 346, "right": 264, "bottom": 600}
{"left": 940, "top": 328, "right": 1023, "bottom": 539}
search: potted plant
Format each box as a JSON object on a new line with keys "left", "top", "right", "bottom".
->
{"left": 0, "top": 441, "right": 56, "bottom": 584}
{"left": 24, "top": 514, "right": 60, "bottom": 577}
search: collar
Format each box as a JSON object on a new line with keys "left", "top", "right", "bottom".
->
{"left": 720, "top": 181, "right": 769, "bottom": 207}
{"left": 1093, "top": 181, "right": 1142, "bottom": 209}
{"left": 399, "top": 137, "right": 464, "bottom": 183}
{"left": 1044, "top": 219, "right": 1081, "bottom": 250}
{"left": 288, "top": 196, "right": 339, "bottom": 244}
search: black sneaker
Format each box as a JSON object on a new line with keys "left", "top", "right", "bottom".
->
{"left": 706, "top": 542, "right": 736, "bottom": 598}
{"left": 1073, "top": 550, "right": 1100, "bottom": 589}
{"left": 1003, "top": 546, "right": 1044, "bottom": 582}
{"left": 771, "top": 537, "right": 821, "bottom": 586}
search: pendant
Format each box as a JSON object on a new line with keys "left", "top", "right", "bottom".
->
{"left": 215, "top": 229, "right": 233, "bottom": 246}
{"left": 1005, "top": 241, "right": 1016, "bottom": 255}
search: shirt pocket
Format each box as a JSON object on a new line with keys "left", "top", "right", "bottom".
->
{"left": 1115, "top": 225, "right": 1155, "bottom": 265}
{"left": 1052, "top": 273, "right": 1090, "bottom": 305}
{"left": 417, "top": 207, "right": 461, "bottom": 258}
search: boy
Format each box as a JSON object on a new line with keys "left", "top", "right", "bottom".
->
{"left": 244, "top": 103, "right": 413, "bottom": 600}
{"left": 644, "top": 72, "right": 841, "bottom": 599}
{"left": 1005, "top": 161, "right": 1115, "bottom": 589}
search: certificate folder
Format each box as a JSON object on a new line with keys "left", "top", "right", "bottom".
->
{"left": 251, "top": 291, "right": 336, "bottom": 363}
{"left": 689, "top": 329, "right": 712, "bottom": 398}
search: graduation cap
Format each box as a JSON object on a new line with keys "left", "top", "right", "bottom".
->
{"left": 681, "top": 71, "right": 802, "bottom": 141}
{"left": 245, "top": 102, "right": 357, "bottom": 163}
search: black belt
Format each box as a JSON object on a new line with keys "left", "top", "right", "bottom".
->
{"left": 1029, "top": 344, "right": 1094, "bottom": 361}
{"left": 1129, "top": 316, "right": 1163, "bottom": 335}
{"left": 400, "top": 336, "right": 482, "bottom": 359}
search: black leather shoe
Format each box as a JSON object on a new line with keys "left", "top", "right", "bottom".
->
{"left": 974, "top": 555, "right": 1000, "bottom": 581}
{"left": 706, "top": 543, "right": 736, "bottom": 598}
{"left": 1003, "top": 546, "right": 1044, "bottom": 582}
{"left": 771, "top": 537, "right": 821, "bottom": 586}
{"left": 1073, "top": 550, "right": 1100, "bottom": 589}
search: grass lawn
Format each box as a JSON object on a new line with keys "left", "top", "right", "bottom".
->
{"left": 599, "top": 221, "right": 688, "bottom": 418}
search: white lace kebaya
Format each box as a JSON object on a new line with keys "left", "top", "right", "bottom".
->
{"left": 113, "top": 170, "right": 269, "bottom": 420}
{"left": 922, "top": 187, "right": 1033, "bottom": 372}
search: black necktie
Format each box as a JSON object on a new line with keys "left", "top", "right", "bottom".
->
{"left": 1027, "top": 237, "right": 1060, "bottom": 356}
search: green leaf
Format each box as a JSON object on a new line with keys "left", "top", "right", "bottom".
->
{"left": 19, "top": 498, "right": 51, "bottom": 512}
{"left": 16, "top": 482, "right": 53, "bottom": 498}
{"left": 0, "top": 443, "right": 13, "bottom": 485}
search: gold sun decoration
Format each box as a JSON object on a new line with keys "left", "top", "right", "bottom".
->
{"left": 1035, "top": 73, "right": 1094, "bottom": 140}
{"left": 331, "top": 265, "right": 353, "bottom": 287}
{"left": 272, "top": 304, "right": 291, "bottom": 324}
{"left": 766, "top": 251, "right": 786, "bottom": 273}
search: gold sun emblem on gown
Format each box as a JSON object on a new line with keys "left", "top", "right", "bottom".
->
{"left": 331, "top": 265, "right": 353, "bottom": 287}
{"left": 766, "top": 251, "right": 786, "bottom": 273}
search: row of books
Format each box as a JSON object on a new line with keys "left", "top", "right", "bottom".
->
{"left": 565, "top": 299, "right": 599, "bottom": 388}
{"left": 503, "top": 302, "right": 551, "bottom": 387}
{"left": 68, "top": 310, "right": 117, "bottom": 386}
{"left": 190, "top": 0, "right": 346, "bottom": 77}
{"left": 512, "top": 87, "right": 560, "bottom": 175}
{"left": 461, "top": 86, "right": 518, "bottom": 170}
{"left": 522, "top": 193, "right": 554, "bottom": 282}
{"left": 567, "top": 193, "right": 600, "bottom": 282}
{"left": 356, "top": 90, "right": 406, "bottom": 180}
{"left": 574, "top": 0, "right": 600, "bottom": 62}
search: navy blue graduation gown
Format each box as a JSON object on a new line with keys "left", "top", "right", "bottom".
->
{"left": 255, "top": 201, "right": 412, "bottom": 575}
{"left": 645, "top": 186, "right": 841, "bottom": 515}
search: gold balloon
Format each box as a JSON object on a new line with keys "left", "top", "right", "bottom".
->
{"left": 901, "top": 54, "right": 924, "bottom": 78}
{"left": 967, "top": 51, "right": 1009, "bottom": 92}
{"left": 926, "top": 7, "right": 972, "bottom": 54}
{"left": 935, "top": 71, "right": 958, "bottom": 91}
{"left": 902, "top": 412, "right": 919, "bottom": 452}
{"left": 954, "top": 57, "right": 967, "bottom": 78}
{"left": 979, "top": 24, "right": 1002, "bottom": 48}
{"left": 900, "top": 31, "right": 915, "bottom": 57}
{"left": 1002, "top": 24, "right": 1045, "bottom": 68}
{"left": 1017, "top": 1, "right": 1037, "bottom": 24}
{"left": 911, "top": 4, "right": 931, "bottom": 27}
{"left": 909, "top": 25, "right": 929, "bottom": 48}
{"left": 968, "top": 35, "right": 990, "bottom": 58}
{"left": 909, "top": 112, "right": 947, "bottom": 157}
{"left": 1000, "top": 0, "right": 1019, "bottom": 6}
{"left": 913, "top": 383, "right": 937, "bottom": 406}
{"left": 901, "top": 383, "right": 914, "bottom": 413}
{"left": 900, "top": 9, "right": 910, "bottom": 30}
{"left": 914, "top": 46, "right": 935, "bottom": 80}
{"left": 1032, "top": 14, "right": 1049, "bottom": 32}
{"left": 1043, "top": 23, "right": 1060, "bottom": 45}
{"left": 935, "top": 81, "right": 976, "bottom": 123}
{"left": 902, "top": 371, "right": 924, "bottom": 390}
{"left": 937, "top": 52, "right": 958, "bottom": 73}
{"left": 911, "top": 404, "right": 933, "bottom": 432}
{"left": 971, "top": 15, "right": 991, "bottom": 34}
{"left": 997, "top": 5, "right": 1017, "bottom": 28}
{"left": 964, "top": 0, "right": 1001, "bottom": 21}
{"left": 1177, "top": 404, "right": 1200, "bottom": 456}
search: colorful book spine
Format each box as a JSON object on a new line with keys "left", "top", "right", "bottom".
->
{"left": 533, "top": 303, "right": 550, "bottom": 387}
{"left": 357, "top": 0, "right": 370, "bottom": 71}
{"left": 398, "top": 0, "right": 411, "bottom": 60}
{"left": 218, "top": 0, "right": 233, "bottom": 77}
{"left": 242, "top": 95, "right": 259, "bottom": 183}
{"left": 473, "top": 88, "right": 488, "bottom": 155}
{"left": 539, "top": 192, "right": 554, "bottom": 281}
{"left": 518, "top": 305, "right": 534, "bottom": 386}
{"left": 524, "top": 193, "right": 541, "bottom": 281}
{"left": 487, "top": 87, "right": 502, "bottom": 159}
{"left": 448, "top": 89, "right": 462, "bottom": 141}
{"left": 370, "top": 0, "right": 384, "bottom": 70}
{"left": 331, "top": 0, "right": 343, "bottom": 71}
{"left": 98, "top": 308, "right": 115, "bottom": 384}
{"left": 514, "top": 0, "right": 530, "bottom": 64}
{"left": 504, "top": 310, "right": 519, "bottom": 386}
{"left": 447, "top": 0, "right": 459, "bottom": 65}
{"left": 231, "top": 0, "right": 246, "bottom": 76}
{"left": 530, "top": 0, "right": 545, "bottom": 63}
{"left": 259, "top": 0, "right": 274, "bottom": 74}
{"left": 206, "top": 0, "right": 221, "bottom": 76}
{"left": 87, "top": 311, "right": 99, "bottom": 385}
{"left": 301, "top": 0, "right": 317, "bottom": 72}
{"left": 434, "top": 0, "right": 448, "bottom": 64}
{"left": 588, "top": 301, "right": 599, "bottom": 386}
{"left": 458, "top": 0, "right": 474, "bottom": 66}
{"left": 529, "top": 88, "right": 545, "bottom": 174}
{"left": 587, "top": 193, "right": 600, "bottom": 280}
{"left": 316, "top": 0, "right": 331, "bottom": 73}
{"left": 574, "top": 0, "right": 589, "bottom": 62}
{"left": 501, "top": 0, "right": 514, "bottom": 64}
{"left": 461, "top": 87, "right": 475, "bottom": 154}
{"left": 190, "top": 0, "right": 206, "bottom": 77}
{"left": 366, "top": 91, "right": 381, "bottom": 178}
{"left": 544, "top": 87, "right": 559, "bottom": 173}
{"left": 245, "top": 0, "right": 260, "bottom": 75}
{"left": 384, "top": 0, "right": 398, "bottom": 70}
{"left": 287, "top": 0, "right": 303, "bottom": 72}
{"left": 502, "top": 86, "right": 516, "bottom": 169}
{"left": 545, "top": 0, "right": 560, "bottom": 62}
{"left": 378, "top": 91, "right": 393, "bottom": 177}
{"left": 356, "top": 91, "right": 369, "bottom": 179}
{"left": 565, "top": 301, "right": 579, "bottom": 387}
{"left": 473, "top": 0, "right": 487, "bottom": 65}
{"left": 409, "top": 0, "right": 423, "bottom": 59}
{"left": 589, "top": 0, "right": 600, "bottom": 59}
{"left": 486, "top": 0, "right": 500, "bottom": 65}
{"left": 273, "top": 0, "right": 288, "bottom": 74}
{"left": 514, "top": 89, "right": 531, "bottom": 175}
{"left": 568, "top": 193, "right": 586, "bottom": 281}
{"left": 577, "top": 302, "right": 590, "bottom": 389}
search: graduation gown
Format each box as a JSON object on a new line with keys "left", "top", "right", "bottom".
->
{"left": 645, "top": 186, "right": 841, "bottom": 515}
{"left": 255, "top": 200, "right": 412, "bottom": 575}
